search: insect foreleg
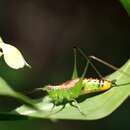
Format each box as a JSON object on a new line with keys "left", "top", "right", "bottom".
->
{"left": 50, "top": 103, "right": 56, "bottom": 113}
{"left": 71, "top": 100, "right": 86, "bottom": 116}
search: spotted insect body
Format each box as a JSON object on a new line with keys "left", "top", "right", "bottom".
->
{"left": 81, "top": 78, "right": 112, "bottom": 94}
{"left": 40, "top": 47, "right": 119, "bottom": 115}
{"left": 45, "top": 78, "right": 112, "bottom": 104}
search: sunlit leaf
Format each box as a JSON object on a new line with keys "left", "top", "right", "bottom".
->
{"left": 15, "top": 59, "right": 130, "bottom": 120}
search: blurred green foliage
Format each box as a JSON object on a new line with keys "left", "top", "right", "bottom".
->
{"left": 120, "top": 0, "right": 130, "bottom": 15}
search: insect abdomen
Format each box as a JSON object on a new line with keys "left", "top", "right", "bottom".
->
{"left": 81, "top": 78, "right": 112, "bottom": 94}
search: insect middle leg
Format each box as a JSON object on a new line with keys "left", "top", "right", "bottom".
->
{"left": 46, "top": 103, "right": 66, "bottom": 117}
{"left": 71, "top": 99, "right": 86, "bottom": 116}
{"left": 76, "top": 47, "right": 104, "bottom": 79}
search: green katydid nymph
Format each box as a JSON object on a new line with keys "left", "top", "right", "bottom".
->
{"left": 35, "top": 47, "right": 124, "bottom": 116}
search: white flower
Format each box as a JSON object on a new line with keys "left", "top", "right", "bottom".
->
{"left": 0, "top": 37, "right": 31, "bottom": 69}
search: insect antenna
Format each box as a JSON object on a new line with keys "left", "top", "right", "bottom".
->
{"left": 76, "top": 47, "right": 104, "bottom": 79}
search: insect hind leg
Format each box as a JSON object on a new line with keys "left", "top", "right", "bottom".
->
{"left": 89, "top": 56, "right": 118, "bottom": 71}
{"left": 76, "top": 47, "right": 104, "bottom": 79}
{"left": 89, "top": 55, "right": 130, "bottom": 78}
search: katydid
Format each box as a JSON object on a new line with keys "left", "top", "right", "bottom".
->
{"left": 38, "top": 47, "right": 122, "bottom": 116}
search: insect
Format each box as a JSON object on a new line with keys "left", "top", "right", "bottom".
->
{"left": 39, "top": 47, "right": 124, "bottom": 116}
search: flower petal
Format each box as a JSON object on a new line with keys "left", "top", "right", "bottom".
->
{"left": 0, "top": 43, "right": 31, "bottom": 69}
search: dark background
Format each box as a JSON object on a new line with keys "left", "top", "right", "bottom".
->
{"left": 0, "top": 0, "right": 130, "bottom": 130}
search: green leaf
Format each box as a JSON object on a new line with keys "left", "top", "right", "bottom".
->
{"left": 0, "top": 112, "right": 29, "bottom": 120}
{"left": 15, "top": 59, "right": 130, "bottom": 120}
{"left": 0, "top": 77, "right": 37, "bottom": 110}
{"left": 120, "top": 0, "right": 130, "bottom": 16}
